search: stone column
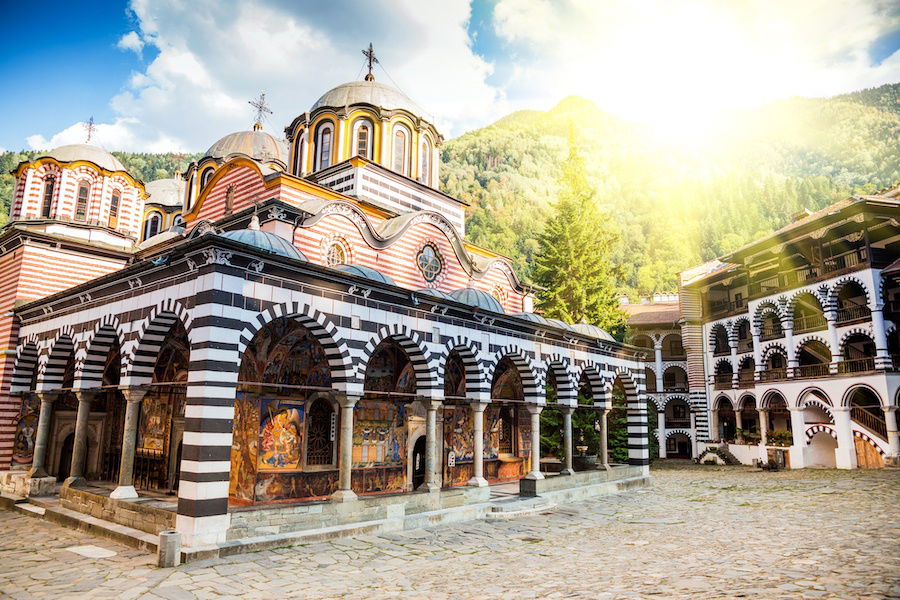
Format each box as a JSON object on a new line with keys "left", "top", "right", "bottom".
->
{"left": 64, "top": 391, "right": 94, "bottom": 487}
{"left": 468, "top": 402, "right": 488, "bottom": 487}
{"left": 826, "top": 310, "right": 841, "bottom": 374}
{"left": 27, "top": 393, "right": 55, "bottom": 479}
{"left": 654, "top": 342, "right": 664, "bottom": 392}
{"left": 710, "top": 408, "right": 720, "bottom": 441}
{"left": 657, "top": 410, "right": 667, "bottom": 458}
{"left": 752, "top": 329, "right": 762, "bottom": 381}
{"left": 729, "top": 340, "right": 739, "bottom": 389}
{"left": 787, "top": 407, "right": 806, "bottom": 469}
{"left": 784, "top": 322, "right": 796, "bottom": 377}
{"left": 525, "top": 405, "right": 544, "bottom": 480}
{"left": 111, "top": 388, "right": 146, "bottom": 499}
{"left": 332, "top": 394, "right": 359, "bottom": 502}
{"left": 419, "top": 399, "right": 442, "bottom": 492}
{"left": 871, "top": 307, "right": 892, "bottom": 369}
{"left": 561, "top": 406, "right": 574, "bottom": 475}
{"left": 832, "top": 407, "right": 856, "bottom": 469}
{"left": 758, "top": 409, "right": 768, "bottom": 446}
{"left": 883, "top": 407, "right": 899, "bottom": 465}
{"left": 599, "top": 409, "right": 610, "bottom": 469}
{"left": 735, "top": 410, "right": 744, "bottom": 442}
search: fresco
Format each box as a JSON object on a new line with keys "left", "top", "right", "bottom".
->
{"left": 258, "top": 400, "right": 305, "bottom": 470}
{"left": 138, "top": 395, "right": 171, "bottom": 452}
{"left": 353, "top": 399, "right": 407, "bottom": 467}
{"left": 484, "top": 405, "right": 502, "bottom": 459}
{"left": 229, "top": 392, "right": 259, "bottom": 501}
{"left": 12, "top": 395, "right": 40, "bottom": 465}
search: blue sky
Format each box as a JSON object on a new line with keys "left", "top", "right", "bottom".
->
{"left": 0, "top": 0, "right": 897, "bottom": 153}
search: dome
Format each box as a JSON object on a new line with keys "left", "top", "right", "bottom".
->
{"left": 145, "top": 177, "right": 185, "bottom": 207}
{"left": 217, "top": 229, "right": 306, "bottom": 260}
{"left": 416, "top": 288, "right": 454, "bottom": 301}
{"left": 571, "top": 323, "right": 616, "bottom": 342}
{"left": 512, "top": 312, "right": 553, "bottom": 326}
{"left": 312, "top": 80, "right": 428, "bottom": 120}
{"left": 334, "top": 264, "right": 396, "bottom": 286}
{"left": 44, "top": 144, "right": 125, "bottom": 172}
{"left": 547, "top": 318, "right": 576, "bottom": 332}
{"left": 205, "top": 129, "right": 288, "bottom": 163}
{"left": 448, "top": 288, "right": 505, "bottom": 313}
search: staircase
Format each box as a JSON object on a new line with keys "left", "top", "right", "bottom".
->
{"left": 851, "top": 407, "right": 888, "bottom": 441}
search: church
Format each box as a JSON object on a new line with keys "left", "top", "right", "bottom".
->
{"left": 0, "top": 54, "right": 650, "bottom": 553}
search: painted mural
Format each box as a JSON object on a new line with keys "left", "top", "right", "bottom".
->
{"left": 138, "top": 395, "right": 171, "bottom": 452}
{"left": 352, "top": 399, "right": 407, "bottom": 467}
{"left": 259, "top": 400, "right": 305, "bottom": 470}
{"left": 12, "top": 395, "right": 40, "bottom": 465}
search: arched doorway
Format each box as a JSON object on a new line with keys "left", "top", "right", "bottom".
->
{"left": 666, "top": 433, "right": 691, "bottom": 458}
{"left": 57, "top": 433, "right": 75, "bottom": 481}
{"left": 807, "top": 432, "right": 837, "bottom": 468}
{"left": 412, "top": 436, "right": 426, "bottom": 488}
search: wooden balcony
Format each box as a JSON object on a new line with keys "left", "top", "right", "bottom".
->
{"left": 793, "top": 363, "right": 830, "bottom": 379}
{"left": 737, "top": 372, "right": 755, "bottom": 388}
{"left": 759, "top": 324, "right": 784, "bottom": 341}
{"left": 758, "top": 369, "right": 787, "bottom": 382}
{"left": 837, "top": 357, "right": 875, "bottom": 374}
{"left": 835, "top": 304, "right": 871, "bottom": 325}
{"left": 713, "top": 373, "right": 733, "bottom": 390}
{"left": 792, "top": 312, "right": 827, "bottom": 334}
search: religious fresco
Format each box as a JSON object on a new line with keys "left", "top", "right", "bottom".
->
{"left": 484, "top": 404, "right": 502, "bottom": 460}
{"left": 12, "top": 395, "right": 40, "bottom": 465}
{"left": 258, "top": 400, "right": 305, "bottom": 470}
{"left": 364, "top": 339, "right": 417, "bottom": 395}
{"left": 138, "top": 395, "right": 172, "bottom": 452}
{"left": 229, "top": 392, "right": 259, "bottom": 501}
{"left": 352, "top": 399, "right": 407, "bottom": 467}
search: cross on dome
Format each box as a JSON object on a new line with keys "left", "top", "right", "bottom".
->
{"left": 248, "top": 92, "right": 272, "bottom": 131}
{"left": 362, "top": 43, "right": 378, "bottom": 81}
{"left": 84, "top": 116, "right": 96, "bottom": 143}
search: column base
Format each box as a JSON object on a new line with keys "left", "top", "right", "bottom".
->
{"left": 600, "top": 463, "right": 611, "bottom": 471}
{"left": 110, "top": 485, "right": 138, "bottom": 500}
{"left": 524, "top": 471, "right": 544, "bottom": 481}
{"left": 62, "top": 476, "right": 87, "bottom": 489}
{"left": 26, "top": 466, "right": 49, "bottom": 479}
{"left": 24, "top": 476, "right": 57, "bottom": 497}
{"left": 467, "top": 476, "right": 488, "bottom": 487}
{"left": 559, "top": 468, "right": 575, "bottom": 476}
{"left": 417, "top": 482, "right": 440, "bottom": 492}
{"left": 330, "top": 489, "right": 358, "bottom": 503}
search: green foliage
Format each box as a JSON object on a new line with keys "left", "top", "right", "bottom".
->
{"left": 442, "top": 83, "right": 900, "bottom": 295}
{"left": 533, "top": 130, "right": 626, "bottom": 335}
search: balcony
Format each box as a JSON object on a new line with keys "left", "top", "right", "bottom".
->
{"left": 759, "top": 324, "right": 784, "bottom": 342}
{"left": 792, "top": 312, "right": 827, "bottom": 334}
{"left": 747, "top": 247, "right": 880, "bottom": 301}
{"left": 737, "top": 372, "right": 755, "bottom": 388}
{"left": 708, "top": 298, "right": 747, "bottom": 318}
{"left": 713, "top": 373, "right": 733, "bottom": 390}
{"left": 665, "top": 419, "right": 691, "bottom": 429}
{"left": 793, "top": 363, "right": 830, "bottom": 379}
{"left": 837, "top": 357, "right": 875, "bottom": 374}
{"left": 835, "top": 304, "right": 871, "bottom": 325}
{"left": 663, "top": 384, "right": 689, "bottom": 393}
{"left": 758, "top": 369, "right": 787, "bottom": 382}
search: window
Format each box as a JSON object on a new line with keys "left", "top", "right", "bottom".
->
{"left": 673, "top": 404, "right": 687, "bottom": 419}
{"left": 143, "top": 212, "right": 162, "bottom": 240}
{"left": 305, "top": 398, "right": 335, "bottom": 466}
{"left": 75, "top": 182, "right": 90, "bottom": 221}
{"left": 108, "top": 190, "right": 120, "bottom": 229}
{"left": 668, "top": 339, "right": 684, "bottom": 357}
{"left": 316, "top": 123, "right": 334, "bottom": 171}
{"left": 325, "top": 242, "right": 346, "bottom": 267}
{"left": 200, "top": 168, "right": 214, "bottom": 190}
{"left": 172, "top": 214, "right": 184, "bottom": 227}
{"left": 41, "top": 177, "right": 55, "bottom": 218}
{"left": 416, "top": 243, "right": 442, "bottom": 282}
{"left": 419, "top": 138, "right": 431, "bottom": 185}
{"left": 392, "top": 125, "right": 409, "bottom": 175}
{"left": 354, "top": 120, "right": 372, "bottom": 159}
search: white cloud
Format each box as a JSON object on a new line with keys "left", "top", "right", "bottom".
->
{"left": 29, "top": 0, "right": 504, "bottom": 153}
{"left": 117, "top": 31, "right": 144, "bottom": 54}
{"left": 492, "top": 0, "right": 900, "bottom": 137}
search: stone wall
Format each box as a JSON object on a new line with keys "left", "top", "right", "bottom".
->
{"left": 59, "top": 486, "right": 176, "bottom": 535}
{"left": 0, "top": 471, "right": 57, "bottom": 497}
{"left": 519, "top": 465, "right": 646, "bottom": 497}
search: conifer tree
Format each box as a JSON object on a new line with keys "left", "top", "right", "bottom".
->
{"left": 533, "top": 129, "right": 625, "bottom": 335}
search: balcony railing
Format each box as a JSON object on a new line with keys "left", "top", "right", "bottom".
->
{"left": 737, "top": 372, "right": 755, "bottom": 388}
{"left": 708, "top": 298, "right": 747, "bottom": 317}
{"left": 835, "top": 304, "right": 871, "bottom": 324}
{"left": 793, "top": 363, "right": 830, "bottom": 379}
{"left": 823, "top": 248, "right": 867, "bottom": 274}
{"left": 837, "top": 357, "right": 875, "bottom": 374}
{"left": 713, "top": 373, "right": 733, "bottom": 390}
{"left": 758, "top": 368, "right": 787, "bottom": 382}
{"left": 664, "top": 384, "right": 689, "bottom": 393}
{"left": 747, "top": 248, "right": 872, "bottom": 300}
{"left": 792, "top": 312, "right": 827, "bottom": 334}
{"left": 759, "top": 324, "right": 784, "bottom": 341}
{"left": 665, "top": 419, "right": 691, "bottom": 429}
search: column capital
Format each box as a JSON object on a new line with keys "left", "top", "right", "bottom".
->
{"left": 74, "top": 390, "right": 96, "bottom": 404}
{"left": 333, "top": 393, "right": 360, "bottom": 409}
{"left": 559, "top": 405, "right": 575, "bottom": 415}
{"left": 468, "top": 400, "right": 488, "bottom": 412}
{"left": 35, "top": 391, "right": 58, "bottom": 404}
{"left": 122, "top": 387, "right": 148, "bottom": 403}
{"left": 421, "top": 397, "right": 443, "bottom": 410}
{"left": 525, "top": 403, "right": 543, "bottom": 415}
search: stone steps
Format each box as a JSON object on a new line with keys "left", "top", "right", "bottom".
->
{"left": 486, "top": 497, "right": 556, "bottom": 520}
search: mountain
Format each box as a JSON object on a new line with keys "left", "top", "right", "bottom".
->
{"left": 441, "top": 83, "right": 900, "bottom": 295}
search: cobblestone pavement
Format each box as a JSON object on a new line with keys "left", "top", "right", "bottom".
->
{"left": 1, "top": 464, "right": 897, "bottom": 599}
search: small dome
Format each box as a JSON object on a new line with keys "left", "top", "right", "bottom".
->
{"left": 44, "top": 144, "right": 125, "bottom": 172}
{"left": 512, "top": 312, "right": 553, "bottom": 326}
{"left": 205, "top": 129, "right": 288, "bottom": 163}
{"left": 145, "top": 177, "right": 185, "bottom": 207}
{"left": 334, "top": 264, "right": 396, "bottom": 286}
{"left": 312, "top": 80, "right": 428, "bottom": 121}
{"left": 571, "top": 323, "right": 616, "bottom": 342}
{"left": 217, "top": 229, "right": 306, "bottom": 260}
{"left": 448, "top": 288, "right": 505, "bottom": 313}
{"left": 547, "top": 318, "right": 576, "bottom": 332}
{"left": 416, "top": 288, "right": 454, "bottom": 301}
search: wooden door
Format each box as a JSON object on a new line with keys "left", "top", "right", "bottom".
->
{"left": 854, "top": 437, "right": 884, "bottom": 468}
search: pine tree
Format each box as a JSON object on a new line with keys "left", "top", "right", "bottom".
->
{"left": 532, "top": 129, "right": 625, "bottom": 335}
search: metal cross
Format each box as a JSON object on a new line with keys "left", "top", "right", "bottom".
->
{"left": 84, "top": 116, "right": 96, "bottom": 143}
{"left": 362, "top": 43, "right": 378, "bottom": 80}
{"left": 248, "top": 92, "right": 272, "bottom": 127}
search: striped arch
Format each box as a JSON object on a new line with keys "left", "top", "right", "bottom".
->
{"left": 11, "top": 334, "right": 41, "bottom": 393}
{"left": 841, "top": 383, "right": 883, "bottom": 408}
{"left": 39, "top": 325, "right": 76, "bottom": 391}
{"left": 664, "top": 394, "right": 689, "bottom": 409}
{"left": 760, "top": 342, "right": 787, "bottom": 363}
{"left": 665, "top": 429, "right": 692, "bottom": 441}
{"left": 736, "top": 393, "right": 756, "bottom": 411}
{"left": 731, "top": 316, "right": 751, "bottom": 340}
{"left": 786, "top": 288, "right": 827, "bottom": 315}
{"left": 360, "top": 323, "right": 437, "bottom": 397}
{"left": 436, "top": 335, "right": 487, "bottom": 400}
{"left": 77, "top": 315, "right": 124, "bottom": 390}
{"left": 544, "top": 352, "right": 577, "bottom": 406}
{"left": 713, "top": 357, "right": 733, "bottom": 372}
{"left": 576, "top": 362, "right": 606, "bottom": 405}
{"left": 647, "top": 394, "right": 665, "bottom": 412}
{"left": 708, "top": 323, "right": 729, "bottom": 353}
{"left": 828, "top": 275, "right": 872, "bottom": 310}
{"left": 613, "top": 367, "right": 650, "bottom": 468}
{"left": 486, "top": 344, "right": 542, "bottom": 403}
{"left": 753, "top": 300, "right": 783, "bottom": 327}
{"left": 805, "top": 424, "right": 837, "bottom": 443}
{"left": 853, "top": 430, "right": 886, "bottom": 457}
{"left": 839, "top": 327, "right": 874, "bottom": 351}
{"left": 124, "top": 300, "right": 192, "bottom": 386}
{"left": 795, "top": 334, "right": 830, "bottom": 357}
{"left": 238, "top": 301, "right": 355, "bottom": 392}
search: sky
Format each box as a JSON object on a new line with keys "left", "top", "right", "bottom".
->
{"left": 0, "top": 0, "right": 897, "bottom": 153}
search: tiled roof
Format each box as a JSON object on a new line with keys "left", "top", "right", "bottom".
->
{"left": 623, "top": 302, "right": 681, "bottom": 326}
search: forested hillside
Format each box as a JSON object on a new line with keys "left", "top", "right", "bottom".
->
{"left": 442, "top": 83, "right": 899, "bottom": 295}
{"left": 0, "top": 83, "right": 896, "bottom": 295}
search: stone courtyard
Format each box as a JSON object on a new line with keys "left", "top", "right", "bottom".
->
{"left": 0, "top": 463, "right": 897, "bottom": 599}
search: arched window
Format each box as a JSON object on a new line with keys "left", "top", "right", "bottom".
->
{"left": 172, "top": 214, "right": 184, "bottom": 227}
{"left": 143, "top": 212, "right": 162, "bottom": 240}
{"left": 200, "top": 168, "right": 214, "bottom": 190}
{"left": 75, "top": 181, "right": 90, "bottom": 221}
{"left": 419, "top": 137, "right": 431, "bottom": 185}
{"left": 108, "top": 189, "right": 120, "bottom": 228}
{"left": 353, "top": 120, "right": 372, "bottom": 159}
{"left": 315, "top": 122, "right": 334, "bottom": 171}
{"left": 324, "top": 241, "right": 346, "bottom": 267}
{"left": 41, "top": 177, "right": 55, "bottom": 218}
{"left": 392, "top": 125, "right": 409, "bottom": 175}
{"left": 305, "top": 398, "right": 335, "bottom": 466}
